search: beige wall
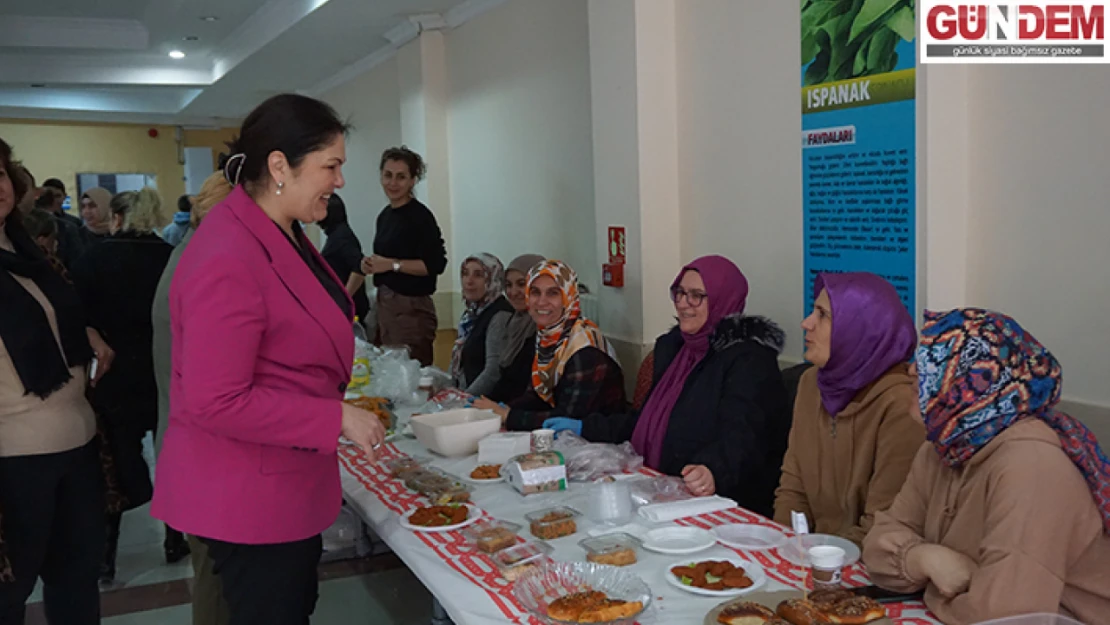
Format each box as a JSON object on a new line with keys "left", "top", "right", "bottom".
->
{"left": 183, "top": 128, "right": 239, "bottom": 170}
{"left": 0, "top": 119, "right": 192, "bottom": 221}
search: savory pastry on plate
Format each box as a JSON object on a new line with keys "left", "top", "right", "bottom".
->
{"left": 672, "top": 560, "right": 755, "bottom": 591}
{"left": 775, "top": 598, "right": 831, "bottom": 625}
{"left": 716, "top": 601, "right": 775, "bottom": 624}
{"left": 775, "top": 594, "right": 887, "bottom": 625}
{"left": 586, "top": 546, "right": 636, "bottom": 567}
{"left": 470, "top": 464, "right": 502, "bottom": 480}
{"left": 546, "top": 589, "right": 643, "bottom": 623}
{"left": 822, "top": 596, "right": 885, "bottom": 625}
{"left": 806, "top": 589, "right": 856, "bottom": 611}
{"left": 407, "top": 505, "right": 469, "bottom": 527}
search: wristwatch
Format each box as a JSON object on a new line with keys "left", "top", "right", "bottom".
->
{"left": 392, "top": 260, "right": 402, "bottom": 273}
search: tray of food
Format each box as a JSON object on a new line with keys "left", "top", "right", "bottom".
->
{"left": 466, "top": 461, "right": 505, "bottom": 484}
{"left": 343, "top": 396, "right": 394, "bottom": 430}
{"left": 578, "top": 533, "right": 641, "bottom": 567}
{"left": 492, "top": 541, "right": 554, "bottom": 582}
{"left": 706, "top": 588, "right": 891, "bottom": 625}
{"left": 512, "top": 561, "right": 652, "bottom": 625}
{"left": 461, "top": 518, "right": 523, "bottom": 554}
{"left": 526, "top": 506, "right": 581, "bottom": 540}
{"left": 666, "top": 558, "right": 765, "bottom": 597}
{"left": 400, "top": 503, "right": 481, "bottom": 532}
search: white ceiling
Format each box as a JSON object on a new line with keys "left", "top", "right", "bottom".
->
{"left": 0, "top": 0, "right": 504, "bottom": 127}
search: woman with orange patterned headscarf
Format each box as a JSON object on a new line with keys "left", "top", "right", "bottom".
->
{"left": 473, "top": 260, "right": 627, "bottom": 431}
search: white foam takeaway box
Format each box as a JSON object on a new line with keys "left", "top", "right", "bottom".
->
{"left": 409, "top": 408, "right": 502, "bottom": 457}
{"left": 478, "top": 432, "right": 532, "bottom": 466}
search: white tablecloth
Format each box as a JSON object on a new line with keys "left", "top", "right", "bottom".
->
{"left": 340, "top": 428, "right": 940, "bottom": 625}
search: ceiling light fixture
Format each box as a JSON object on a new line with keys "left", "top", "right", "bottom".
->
{"left": 199, "top": 15, "right": 218, "bottom": 22}
{"left": 169, "top": 50, "right": 186, "bottom": 59}
{"left": 183, "top": 35, "right": 199, "bottom": 41}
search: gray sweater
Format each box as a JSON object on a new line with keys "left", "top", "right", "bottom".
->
{"left": 459, "top": 311, "right": 511, "bottom": 397}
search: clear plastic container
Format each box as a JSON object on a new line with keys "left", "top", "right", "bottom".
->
{"left": 461, "top": 518, "right": 523, "bottom": 554}
{"left": 410, "top": 472, "right": 473, "bottom": 504}
{"left": 972, "top": 616, "right": 1085, "bottom": 625}
{"left": 492, "top": 541, "right": 553, "bottom": 582}
{"left": 384, "top": 456, "right": 428, "bottom": 478}
{"left": 578, "top": 533, "right": 641, "bottom": 567}
{"left": 525, "top": 506, "right": 581, "bottom": 540}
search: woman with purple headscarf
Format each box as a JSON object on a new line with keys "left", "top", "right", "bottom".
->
{"left": 773, "top": 272, "right": 924, "bottom": 546}
{"left": 545, "top": 256, "right": 792, "bottom": 517}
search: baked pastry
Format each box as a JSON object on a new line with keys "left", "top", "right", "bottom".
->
{"left": 716, "top": 601, "right": 775, "bottom": 625}
{"left": 529, "top": 511, "right": 577, "bottom": 539}
{"left": 807, "top": 589, "right": 855, "bottom": 611}
{"left": 548, "top": 591, "right": 608, "bottom": 621}
{"left": 822, "top": 596, "right": 886, "bottom": 624}
{"left": 578, "top": 599, "right": 642, "bottom": 623}
{"left": 407, "top": 505, "right": 468, "bottom": 527}
{"left": 776, "top": 598, "right": 831, "bottom": 625}
{"left": 586, "top": 547, "right": 637, "bottom": 567}
{"left": 475, "top": 527, "right": 517, "bottom": 553}
{"left": 470, "top": 464, "right": 502, "bottom": 480}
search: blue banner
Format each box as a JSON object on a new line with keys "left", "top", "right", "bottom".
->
{"left": 801, "top": 0, "right": 917, "bottom": 318}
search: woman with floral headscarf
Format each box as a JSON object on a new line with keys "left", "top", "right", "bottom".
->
{"left": 774, "top": 272, "right": 925, "bottom": 546}
{"left": 544, "top": 256, "right": 792, "bottom": 516}
{"left": 473, "top": 260, "right": 626, "bottom": 430}
{"left": 451, "top": 253, "right": 513, "bottom": 396}
{"left": 863, "top": 309, "right": 1110, "bottom": 624}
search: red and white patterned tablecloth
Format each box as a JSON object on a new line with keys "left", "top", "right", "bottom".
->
{"left": 339, "top": 442, "right": 940, "bottom": 625}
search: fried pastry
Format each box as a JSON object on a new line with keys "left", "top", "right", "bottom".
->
{"left": 776, "top": 598, "right": 831, "bottom": 625}
{"left": 823, "top": 596, "right": 886, "bottom": 625}
{"left": 716, "top": 601, "right": 775, "bottom": 625}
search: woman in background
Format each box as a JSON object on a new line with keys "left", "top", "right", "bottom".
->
{"left": 773, "top": 272, "right": 923, "bottom": 546}
{"left": 152, "top": 94, "right": 386, "bottom": 625}
{"left": 488, "top": 253, "right": 545, "bottom": 403}
{"left": 78, "top": 187, "right": 112, "bottom": 244}
{"left": 452, "top": 253, "right": 512, "bottom": 396}
{"left": 475, "top": 260, "right": 626, "bottom": 431}
{"left": 864, "top": 309, "right": 1110, "bottom": 624}
{"left": 71, "top": 187, "right": 174, "bottom": 585}
{"left": 0, "top": 137, "right": 108, "bottom": 624}
{"left": 152, "top": 170, "right": 233, "bottom": 625}
{"left": 361, "top": 146, "right": 447, "bottom": 366}
{"left": 318, "top": 193, "right": 370, "bottom": 324}
{"left": 547, "top": 256, "right": 791, "bottom": 516}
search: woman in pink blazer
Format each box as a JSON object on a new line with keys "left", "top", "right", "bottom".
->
{"left": 152, "top": 94, "right": 385, "bottom": 625}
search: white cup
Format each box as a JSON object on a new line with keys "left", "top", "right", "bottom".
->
{"left": 531, "top": 428, "right": 555, "bottom": 452}
{"left": 808, "top": 545, "right": 846, "bottom": 588}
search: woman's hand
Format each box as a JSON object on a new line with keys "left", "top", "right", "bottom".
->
{"left": 907, "top": 543, "right": 977, "bottom": 598}
{"left": 86, "top": 327, "right": 114, "bottom": 387}
{"left": 361, "top": 255, "right": 396, "bottom": 275}
{"left": 340, "top": 403, "right": 386, "bottom": 462}
{"left": 471, "top": 396, "right": 509, "bottom": 422}
{"left": 681, "top": 464, "right": 716, "bottom": 496}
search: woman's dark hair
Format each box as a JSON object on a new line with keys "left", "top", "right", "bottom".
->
{"left": 225, "top": 93, "right": 350, "bottom": 187}
{"left": 318, "top": 193, "right": 347, "bottom": 232}
{"left": 177, "top": 194, "right": 192, "bottom": 213}
{"left": 379, "top": 145, "right": 426, "bottom": 180}
{"left": 0, "top": 138, "right": 29, "bottom": 205}
{"left": 23, "top": 208, "right": 57, "bottom": 240}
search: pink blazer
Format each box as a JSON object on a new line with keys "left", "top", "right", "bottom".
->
{"left": 151, "top": 185, "right": 355, "bottom": 545}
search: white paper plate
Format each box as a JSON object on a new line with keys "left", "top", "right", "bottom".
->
{"left": 712, "top": 524, "right": 787, "bottom": 551}
{"left": 399, "top": 503, "right": 482, "bottom": 533}
{"left": 664, "top": 556, "right": 766, "bottom": 597}
{"left": 641, "top": 527, "right": 716, "bottom": 555}
{"left": 460, "top": 459, "right": 506, "bottom": 484}
{"left": 778, "top": 533, "right": 861, "bottom": 567}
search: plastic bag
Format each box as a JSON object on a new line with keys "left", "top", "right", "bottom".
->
{"left": 552, "top": 431, "right": 644, "bottom": 482}
{"left": 363, "top": 346, "right": 421, "bottom": 402}
{"left": 419, "top": 367, "right": 453, "bottom": 394}
{"left": 628, "top": 475, "right": 696, "bottom": 507}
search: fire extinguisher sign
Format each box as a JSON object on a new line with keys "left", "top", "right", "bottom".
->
{"left": 607, "top": 226, "right": 626, "bottom": 264}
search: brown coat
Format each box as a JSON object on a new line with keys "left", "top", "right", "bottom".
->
{"left": 863, "top": 419, "right": 1110, "bottom": 624}
{"left": 773, "top": 364, "right": 924, "bottom": 546}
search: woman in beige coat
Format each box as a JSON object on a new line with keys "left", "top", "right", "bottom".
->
{"left": 863, "top": 308, "right": 1110, "bottom": 624}
{"left": 774, "top": 272, "right": 924, "bottom": 545}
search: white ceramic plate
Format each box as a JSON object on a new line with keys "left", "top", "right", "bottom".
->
{"left": 664, "top": 556, "right": 766, "bottom": 597}
{"left": 399, "top": 503, "right": 482, "bottom": 533}
{"left": 712, "top": 524, "right": 787, "bottom": 551}
{"left": 460, "top": 458, "right": 506, "bottom": 484}
{"left": 778, "top": 533, "right": 861, "bottom": 567}
{"left": 641, "top": 527, "right": 716, "bottom": 555}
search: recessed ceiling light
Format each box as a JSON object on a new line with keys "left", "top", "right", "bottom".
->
{"left": 183, "top": 35, "right": 199, "bottom": 41}
{"left": 169, "top": 50, "right": 186, "bottom": 59}
{"left": 199, "top": 15, "right": 218, "bottom": 22}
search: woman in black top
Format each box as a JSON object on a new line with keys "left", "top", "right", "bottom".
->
{"left": 70, "top": 188, "right": 174, "bottom": 584}
{"left": 360, "top": 146, "right": 447, "bottom": 366}
{"left": 318, "top": 193, "right": 370, "bottom": 323}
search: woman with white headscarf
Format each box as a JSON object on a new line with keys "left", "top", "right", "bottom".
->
{"left": 451, "top": 253, "right": 513, "bottom": 396}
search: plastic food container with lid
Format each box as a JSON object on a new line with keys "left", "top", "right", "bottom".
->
{"left": 578, "top": 533, "right": 642, "bottom": 567}
{"left": 461, "top": 518, "right": 523, "bottom": 554}
{"left": 524, "top": 506, "right": 581, "bottom": 540}
{"left": 492, "top": 541, "right": 554, "bottom": 582}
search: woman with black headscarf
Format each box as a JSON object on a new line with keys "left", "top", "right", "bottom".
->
{"left": 0, "top": 137, "right": 111, "bottom": 624}
{"left": 319, "top": 193, "right": 370, "bottom": 324}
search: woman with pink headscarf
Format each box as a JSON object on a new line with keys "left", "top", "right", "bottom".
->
{"left": 548, "top": 256, "right": 792, "bottom": 517}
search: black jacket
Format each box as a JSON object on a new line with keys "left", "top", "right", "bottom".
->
{"left": 489, "top": 335, "right": 536, "bottom": 404}
{"left": 459, "top": 296, "right": 513, "bottom": 389}
{"left": 582, "top": 314, "right": 792, "bottom": 517}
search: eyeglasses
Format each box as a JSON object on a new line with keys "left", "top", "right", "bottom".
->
{"left": 671, "top": 287, "right": 707, "bottom": 307}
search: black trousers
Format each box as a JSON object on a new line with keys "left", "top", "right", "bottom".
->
{"left": 201, "top": 535, "right": 322, "bottom": 625}
{"left": 0, "top": 441, "right": 104, "bottom": 625}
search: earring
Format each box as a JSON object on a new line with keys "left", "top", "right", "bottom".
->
{"left": 276, "top": 181, "right": 284, "bottom": 196}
